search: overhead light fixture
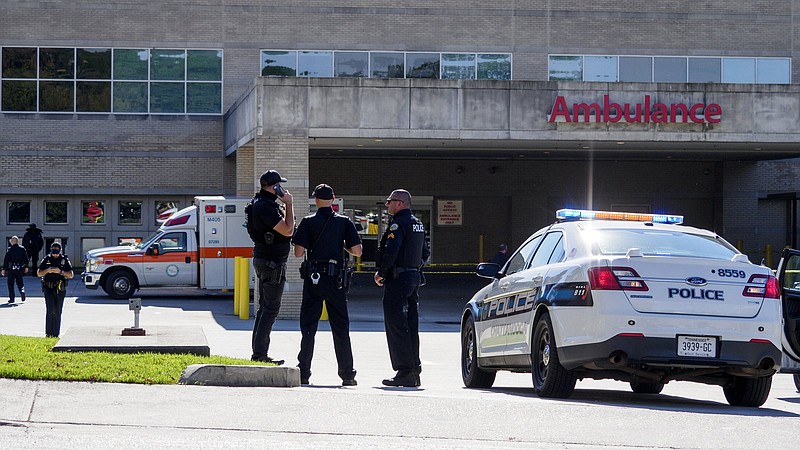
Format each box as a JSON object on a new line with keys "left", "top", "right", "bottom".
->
{"left": 374, "top": 139, "right": 383, "bottom": 142}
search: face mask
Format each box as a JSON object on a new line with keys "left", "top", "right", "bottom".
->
{"left": 50, "top": 248, "right": 61, "bottom": 255}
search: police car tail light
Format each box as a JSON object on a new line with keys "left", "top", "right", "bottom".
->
{"left": 164, "top": 215, "right": 190, "bottom": 227}
{"left": 556, "top": 208, "right": 683, "bottom": 224}
{"left": 742, "top": 274, "right": 780, "bottom": 299}
{"left": 588, "top": 267, "right": 649, "bottom": 291}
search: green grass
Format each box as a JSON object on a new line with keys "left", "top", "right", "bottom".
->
{"left": 0, "top": 334, "right": 272, "bottom": 384}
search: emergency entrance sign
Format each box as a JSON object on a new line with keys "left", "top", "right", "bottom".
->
{"left": 437, "top": 200, "right": 462, "bottom": 225}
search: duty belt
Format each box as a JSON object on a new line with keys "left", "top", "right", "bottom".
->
{"left": 393, "top": 266, "right": 419, "bottom": 275}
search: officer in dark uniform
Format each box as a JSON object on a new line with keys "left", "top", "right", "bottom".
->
{"left": 292, "top": 184, "right": 363, "bottom": 386}
{"left": 247, "top": 169, "right": 295, "bottom": 365}
{"left": 374, "top": 189, "right": 430, "bottom": 387}
{"left": 2, "top": 236, "right": 29, "bottom": 303}
{"left": 37, "top": 242, "right": 74, "bottom": 337}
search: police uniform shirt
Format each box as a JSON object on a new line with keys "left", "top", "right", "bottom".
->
{"left": 376, "top": 209, "right": 430, "bottom": 278}
{"left": 251, "top": 190, "right": 291, "bottom": 262}
{"left": 292, "top": 207, "right": 361, "bottom": 263}
{"left": 38, "top": 254, "right": 72, "bottom": 284}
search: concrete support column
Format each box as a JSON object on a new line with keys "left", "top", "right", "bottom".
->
{"left": 252, "top": 134, "right": 310, "bottom": 319}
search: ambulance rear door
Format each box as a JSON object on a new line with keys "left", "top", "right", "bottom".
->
{"left": 198, "top": 197, "right": 251, "bottom": 289}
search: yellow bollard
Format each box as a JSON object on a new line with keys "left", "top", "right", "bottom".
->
{"left": 479, "top": 234, "right": 485, "bottom": 262}
{"left": 356, "top": 255, "right": 362, "bottom": 272}
{"left": 765, "top": 244, "right": 773, "bottom": 268}
{"left": 233, "top": 256, "right": 241, "bottom": 316}
{"left": 238, "top": 257, "right": 250, "bottom": 320}
{"left": 320, "top": 300, "right": 328, "bottom": 321}
{"left": 736, "top": 240, "right": 743, "bottom": 252}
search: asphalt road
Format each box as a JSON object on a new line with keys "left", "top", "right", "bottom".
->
{"left": 2, "top": 274, "right": 800, "bottom": 449}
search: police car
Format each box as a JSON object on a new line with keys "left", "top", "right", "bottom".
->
{"left": 461, "top": 209, "right": 800, "bottom": 407}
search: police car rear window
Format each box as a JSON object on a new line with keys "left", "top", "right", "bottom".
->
{"left": 586, "top": 229, "right": 739, "bottom": 259}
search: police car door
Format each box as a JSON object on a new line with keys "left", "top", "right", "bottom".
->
{"left": 777, "top": 248, "right": 800, "bottom": 368}
{"left": 143, "top": 231, "right": 197, "bottom": 286}
{"left": 504, "top": 231, "right": 565, "bottom": 364}
{"left": 476, "top": 234, "right": 543, "bottom": 362}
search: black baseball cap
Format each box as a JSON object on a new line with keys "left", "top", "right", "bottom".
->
{"left": 260, "top": 170, "right": 287, "bottom": 186}
{"left": 313, "top": 184, "right": 334, "bottom": 200}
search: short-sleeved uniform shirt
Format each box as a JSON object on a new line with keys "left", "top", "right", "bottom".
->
{"left": 250, "top": 190, "right": 291, "bottom": 262}
{"left": 292, "top": 207, "right": 361, "bottom": 263}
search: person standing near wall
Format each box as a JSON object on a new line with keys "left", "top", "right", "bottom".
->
{"left": 2, "top": 236, "right": 29, "bottom": 303}
{"left": 246, "top": 170, "right": 294, "bottom": 365}
{"left": 37, "top": 242, "right": 74, "bottom": 337}
{"left": 292, "top": 184, "right": 362, "bottom": 386}
{"left": 23, "top": 223, "right": 44, "bottom": 274}
{"left": 374, "top": 189, "right": 430, "bottom": 387}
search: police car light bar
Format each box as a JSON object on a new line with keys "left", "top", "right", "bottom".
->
{"left": 556, "top": 209, "right": 683, "bottom": 224}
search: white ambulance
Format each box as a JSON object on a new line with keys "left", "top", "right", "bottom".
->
{"left": 82, "top": 196, "right": 252, "bottom": 299}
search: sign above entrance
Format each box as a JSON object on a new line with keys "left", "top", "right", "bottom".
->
{"left": 548, "top": 95, "right": 722, "bottom": 124}
{"left": 437, "top": 200, "right": 463, "bottom": 226}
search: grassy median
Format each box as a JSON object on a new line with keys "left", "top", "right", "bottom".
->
{"left": 0, "top": 334, "right": 271, "bottom": 384}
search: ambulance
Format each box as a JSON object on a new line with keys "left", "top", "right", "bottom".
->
{"left": 82, "top": 196, "right": 252, "bottom": 299}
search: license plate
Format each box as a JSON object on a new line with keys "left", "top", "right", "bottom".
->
{"left": 677, "top": 335, "right": 717, "bottom": 358}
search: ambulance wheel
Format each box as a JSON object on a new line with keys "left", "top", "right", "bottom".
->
{"left": 105, "top": 271, "right": 136, "bottom": 300}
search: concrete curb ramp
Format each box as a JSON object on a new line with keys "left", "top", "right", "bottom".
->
{"left": 179, "top": 364, "right": 300, "bottom": 387}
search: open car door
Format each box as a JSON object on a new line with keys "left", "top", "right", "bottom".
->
{"left": 776, "top": 248, "right": 800, "bottom": 387}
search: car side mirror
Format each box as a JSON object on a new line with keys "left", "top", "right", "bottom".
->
{"left": 476, "top": 262, "right": 501, "bottom": 279}
{"left": 147, "top": 243, "right": 159, "bottom": 256}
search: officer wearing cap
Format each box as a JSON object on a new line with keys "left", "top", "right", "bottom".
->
{"left": 37, "top": 242, "right": 74, "bottom": 337}
{"left": 247, "top": 169, "right": 294, "bottom": 364}
{"left": 374, "top": 189, "right": 430, "bottom": 387}
{"left": 292, "top": 184, "right": 362, "bottom": 386}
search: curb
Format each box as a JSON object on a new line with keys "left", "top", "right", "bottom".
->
{"left": 179, "top": 364, "right": 300, "bottom": 387}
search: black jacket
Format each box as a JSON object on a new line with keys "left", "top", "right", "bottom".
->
{"left": 3, "top": 244, "right": 29, "bottom": 271}
{"left": 23, "top": 229, "right": 44, "bottom": 253}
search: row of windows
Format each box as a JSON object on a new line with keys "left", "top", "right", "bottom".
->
{"left": 1, "top": 47, "right": 223, "bottom": 114}
{"left": 549, "top": 55, "right": 792, "bottom": 84}
{"left": 7, "top": 200, "right": 180, "bottom": 226}
{"left": 261, "top": 50, "right": 513, "bottom": 80}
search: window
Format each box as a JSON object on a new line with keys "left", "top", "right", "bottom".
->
{"left": 334, "top": 52, "right": 369, "bottom": 77}
{"left": 505, "top": 235, "right": 543, "bottom": 276}
{"left": 722, "top": 58, "right": 755, "bottom": 83}
{"left": 7, "top": 201, "right": 31, "bottom": 224}
{"left": 530, "top": 232, "right": 563, "bottom": 268}
{"left": 262, "top": 51, "right": 296, "bottom": 76}
{"left": 549, "top": 55, "right": 582, "bottom": 81}
{"left": 155, "top": 201, "right": 179, "bottom": 224}
{"left": 619, "top": 56, "right": 652, "bottom": 82}
{"left": 158, "top": 232, "right": 187, "bottom": 253}
{"left": 119, "top": 201, "right": 142, "bottom": 225}
{"left": 477, "top": 54, "right": 511, "bottom": 80}
{"left": 406, "top": 53, "right": 439, "bottom": 79}
{"left": 1, "top": 46, "right": 222, "bottom": 114}
{"left": 653, "top": 57, "right": 687, "bottom": 82}
{"left": 370, "top": 52, "right": 404, "bottom": 78}
{"left": 441, "top": 53, "right": 475, "bottom": 80}
{"left": 45, "top": 201, "right": 68, "bottom": 224}
{"left": 81, "top": 237, "right": 106, "bottom": 256}
{"left": 298, "top": 51, "right": 333, "bottom": 77}
{"left": 688, "top": 58, "right": 721, "bottom": 83}
{"left": 757, "top": 58, "right": 791, "bottom": 84}
{"left": 82, "top": 201, "right": 105, "bottom": 224}
{"left": 584, "top": 56, "right": 617, "bottom": 82}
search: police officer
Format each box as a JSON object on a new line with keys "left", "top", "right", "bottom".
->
{"left": 374, "top": 189, "right": 430, "bottom": 387}
{"left": 247, "top": 169, "right": 294, "bottom": 365}
{"left": 2, "top": 235, "right": 29, "bottom": 303}
{"left": 37, "top": 242, "right": 74, "bottom": 337}
{"left": 292, "top": 184, "right": 363, "bottom": 386}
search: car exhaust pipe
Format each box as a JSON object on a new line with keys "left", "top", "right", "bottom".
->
{"left": 758, "top": 358, "right": 775, "bottom": 371}
{"left": 609, "top": 351, "right": 628, "bottom": 367}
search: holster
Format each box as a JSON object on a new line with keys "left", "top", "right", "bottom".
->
{"left": 263, "top": 261, "right": 285, "bottom": 285}
{"left": 299, "top": 260, "right": 310, "bottom": 279}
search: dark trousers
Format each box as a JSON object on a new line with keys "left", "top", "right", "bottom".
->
{"left": 382, "top": 271, "right": 422, "bottom": 375}
{"left": 251, "top": 259, "right": 285, "bottom": 359}
{"left": 43, "top": 287, "right": 66, "bottom": 337}
{"left": 6, "top": 270, "right": 25, "bottom": 300}
{"left": 26, "top": 249, "right": 40, "bottom": 273}
{"left": 297, "top": 275, "right": 355, "bottom": 381}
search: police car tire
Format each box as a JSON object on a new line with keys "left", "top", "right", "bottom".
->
{"left": 629, "top": 381, "right": 664, "bottom": 394}
{"left": 794, "top": 373, "right": 800, "bottom": 393}
{"left": 105, "top": 270, "right": 136, "bottom": 300}
{"left": 531, "top": 312, "right": 576, "bottom": 398}
{"left": 461, "top": 315, "right": 496, "bottom": 388}
{"left": 722, "top": 375, "right": 772, "bottom": 407}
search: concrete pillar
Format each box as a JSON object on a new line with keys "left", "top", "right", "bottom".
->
{"left": 251, "top": 134, "right": 310, "bottom": 319}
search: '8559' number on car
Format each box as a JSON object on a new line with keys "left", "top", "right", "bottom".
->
{"left": 717, "top": 268, "right": 745, "bottom": 278}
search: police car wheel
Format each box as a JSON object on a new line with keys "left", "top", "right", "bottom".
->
{"left": 630, "top": 381, "right": 664, "bottom": 394}
{"left": 794, "top": 373, "right": 800, "bottom": 393}
{"left": 531, "top": 312, "right": 576, "bottom": 398}
{"left": 722, "top": 375, "right": 772, "bottom": 407}
{"left": 461, "top": 315, "right": 496, "bottom": 388}
{"left": 105, "top": 271, "right": 135, "bottom": 300}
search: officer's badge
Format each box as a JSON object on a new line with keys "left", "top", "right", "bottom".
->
{"left": 389, "top": 224, "right": 399, "bottom": 231}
